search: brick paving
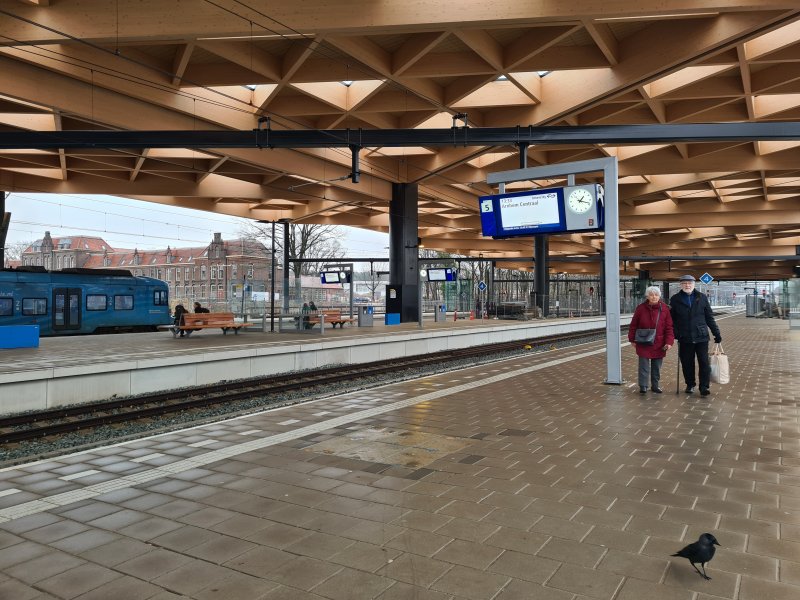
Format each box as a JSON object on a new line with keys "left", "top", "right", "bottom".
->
{"left": 0, "top": 314, "right": 797, "bottom": 599}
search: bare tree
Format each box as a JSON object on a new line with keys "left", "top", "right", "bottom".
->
{"left": 239, "top": 221, "right": 345, "bottom": 276}
{"left": 289, "top": 224, "right": 346, "bottom": 275}
{"left": 356, "top": 261, "right": 389, "bottom": 301}
{"left": 2, "top": 240, "right": 31, "bottom": 267}
{"left": 239, "top": 221, "right": 346, "bottom": 304}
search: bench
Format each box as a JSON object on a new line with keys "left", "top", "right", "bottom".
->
{"left": 305, "top": 309, "right": 356, "bottom": 329}
{"left": 160, "top": 312, "right": 254, "bottom": 337}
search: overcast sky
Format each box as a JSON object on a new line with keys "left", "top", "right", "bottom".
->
{"left": 5, "top": 192, "right": 389, "bottom": 258}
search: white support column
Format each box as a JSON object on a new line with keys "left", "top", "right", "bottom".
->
{"left": 602, "top": 159, "right": 622, "bottom": 383}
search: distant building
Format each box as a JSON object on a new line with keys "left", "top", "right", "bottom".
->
{"left": 20, "top": 231, "right": 110, "bottom": 270}
{"left": 20, "top": 232, "right": 278, "bottom": 308}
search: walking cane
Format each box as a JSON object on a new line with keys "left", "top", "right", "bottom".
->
{"left": 675, "top": 341, "right": 681, "bottom": 394}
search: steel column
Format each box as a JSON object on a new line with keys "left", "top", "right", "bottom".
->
{"left": 270, "top": 221, "right": 276, "bottom": 332}
{"left": 389, "top": 183, "right": 419, "bottom": 322}
{"left": 534, "top": 237, "right": 548, "bottom": 317}
{"left": 282, "top": 220, "right": 290, "bottom": 313}
{"left": 0, "top": 192, "right": 8, "bottom": 269}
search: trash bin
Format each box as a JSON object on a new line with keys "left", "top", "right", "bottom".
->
{"left": 434, "top": 304, "right": 446, "bottom": 322}
{"left": 358, "top": 305, "right": 374, "bottom": 327}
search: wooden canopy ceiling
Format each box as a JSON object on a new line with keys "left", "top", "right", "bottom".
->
{"left": 1, "top": 0, "right": 799, "bottom": 279}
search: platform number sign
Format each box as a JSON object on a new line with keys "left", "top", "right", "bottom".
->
{"left": 699, "top": 273, "right": 713, "bottom": 284}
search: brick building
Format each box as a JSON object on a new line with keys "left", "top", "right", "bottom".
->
{"left": 21, "top": 232, "right": 276, "bottom": 309}
{"left": 19, "top": 231, "right": 110, "bottom": 270}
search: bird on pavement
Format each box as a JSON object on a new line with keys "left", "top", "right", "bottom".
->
{"left": 671, "top": 533, "right": 721, "bottom": 580}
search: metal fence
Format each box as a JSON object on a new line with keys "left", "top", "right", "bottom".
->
{"left": 171, "top": 274, "right": 652, "bottom": 322}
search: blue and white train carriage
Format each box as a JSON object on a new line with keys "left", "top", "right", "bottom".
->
{"left": 0, "top": 267, "right": 171, "bottom": 336}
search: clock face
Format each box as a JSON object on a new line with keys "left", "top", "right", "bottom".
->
{"left": 567, "top": 188, "right": 594, "bottom": 214}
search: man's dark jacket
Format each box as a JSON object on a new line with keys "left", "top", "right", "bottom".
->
{"left": 668, "top": 290, "right": 720, "bottom": 343}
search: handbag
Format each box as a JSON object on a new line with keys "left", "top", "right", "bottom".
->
{"left": 710, "top": 343, "right": 729, "bottom": 384}
{"left": 633, "top": 304, "right": 661, "bottom": 345}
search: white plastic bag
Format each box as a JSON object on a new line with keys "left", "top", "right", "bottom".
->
{"left": 710, "top": 343, "right": 729, "bottom": 384}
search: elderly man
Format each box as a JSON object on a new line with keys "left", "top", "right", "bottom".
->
{"left": 669, "top": 275, "right": 722, "bottom": 396}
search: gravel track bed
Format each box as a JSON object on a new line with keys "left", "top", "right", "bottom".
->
{"left": 0, "top": 333, "right": 603, "bottom": 466}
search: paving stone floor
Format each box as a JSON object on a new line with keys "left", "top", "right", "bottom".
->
{"left": 0, "top": 314, "right": 797, "bottom": 600}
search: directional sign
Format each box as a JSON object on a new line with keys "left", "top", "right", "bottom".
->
{"left": 699, "top": 272, "right": 713, "bottom": 284}
{"left": 478, "top": 281, "right": 487, "bottom": 292}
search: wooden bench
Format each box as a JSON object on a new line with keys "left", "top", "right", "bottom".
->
{"left": 161, "top": 312, "right": 254, "bottom": 337}
{"left": 305, "top": 309, "right": 356, "bottom": 329}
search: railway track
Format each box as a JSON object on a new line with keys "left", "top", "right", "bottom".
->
{"left": 0, "top": 327, "right": 612, "bottom": 446}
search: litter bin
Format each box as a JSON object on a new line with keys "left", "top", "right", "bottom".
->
{"left": 434, "top": 304, "right": 446, "bottom": 322}
{"left": 358, "top": 305, "right": 374, "bottom": 327}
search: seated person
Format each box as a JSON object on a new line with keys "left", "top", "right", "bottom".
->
{"left": 173, "top": 303, "right": 188, "bottom": 337}
{"left": 193, "top": 301, "right": 210, "bottom": 314}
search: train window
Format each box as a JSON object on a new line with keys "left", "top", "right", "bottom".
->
{"left": 86, "top": 295, "right": 108, "bottom": 311}
{"left": 153, "top": 290, "right": 168, "bottom": 305}
{"left": 22, "top": 298, "right": 47, "bottom": 315}
{"left": 114, "top": 295, "right": 134, "bottom": 310}
{"left": 0, "top": 298, "right": 12, "bottom": 316}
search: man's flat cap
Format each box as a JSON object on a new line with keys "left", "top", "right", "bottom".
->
{"left": 679, "top": 274, "right": 695, "bottom": 282}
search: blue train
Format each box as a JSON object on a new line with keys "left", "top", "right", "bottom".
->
{"left": 0, "top": 267, "right": 171, "bottom": 336}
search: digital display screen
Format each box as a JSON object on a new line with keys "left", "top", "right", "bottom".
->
{"left": 427, "top": 268, "right": 455, "bottom": 282}
{"left": 320, "top": 271, "right": 342, "bottom": 284}
{"left": 498, "top": 192, "right": 561, "bottom": 231}
{"left": 479, "top": 185, "right": 603, "bottom": 238}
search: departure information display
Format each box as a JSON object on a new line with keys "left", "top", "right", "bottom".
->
{"left": 496, "top": 191, "right": 560, "bottom": 232}
{"left": 479, "top": 184, "right": 604, "bottom": 238}
{"left": 426, "top": 268, "right": 455, "bottom": 282}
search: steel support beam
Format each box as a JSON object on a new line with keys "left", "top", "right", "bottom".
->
{"left": 3, "top": 122, "right": 800, "bottom": 149}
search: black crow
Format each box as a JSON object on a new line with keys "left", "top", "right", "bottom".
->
{"left": 671, "top": 533, "right": 721, "bottom": 580}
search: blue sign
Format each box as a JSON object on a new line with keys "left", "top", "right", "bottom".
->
{"left": 700, "top": 273, "right": 713, "bottom": 284}
{"left": 478, "top": 281, "right": 487, "bottom": 292}
{"left": 479, "top": 184, "right": 604, "bottom": 239}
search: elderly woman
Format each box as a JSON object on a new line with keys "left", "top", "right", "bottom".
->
{"left": 628, "top": 286, "right": 675, "bottom": 394}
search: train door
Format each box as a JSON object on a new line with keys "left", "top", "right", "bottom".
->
{"left": 53, "top": 287, "right": 81, "bottom": 331}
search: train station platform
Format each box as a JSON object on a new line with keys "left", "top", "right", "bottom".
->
{"left": 0, "top": 314, "right": 627, "bottom": 416}
{"left": 0, "top": 313, "right": 797, "bottom": 600}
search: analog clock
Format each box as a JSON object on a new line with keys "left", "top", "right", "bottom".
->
{"left": 567, "top": 188, "right": 594, "bottom": 214}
